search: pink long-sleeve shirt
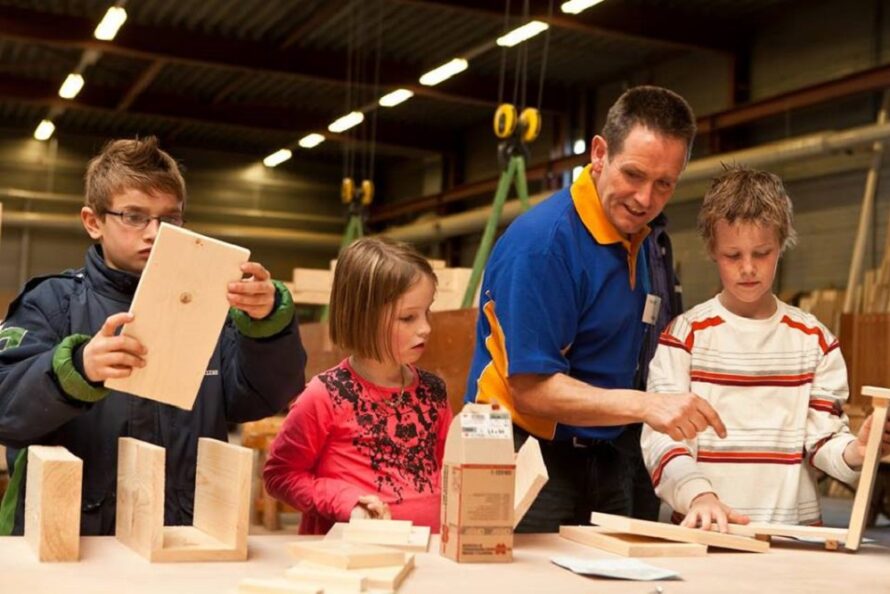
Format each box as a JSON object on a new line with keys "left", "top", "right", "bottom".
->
{"left": 264, "top": 358, "right": 452, "bottom": 534}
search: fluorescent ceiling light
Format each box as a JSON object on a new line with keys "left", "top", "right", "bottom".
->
{"left": 419, "top": 58, "right": 468, "bottom": 87}
{"left": 379, "top": 89, "right": 414, "bottom": 107}
{"left": 298, "top": 133, "right": 325, "bottom": 149}
{"left": 496, "top": 21, "right": 549, "bottom": 47}
{"left": 328, "top": 111, "right": 365, "bottom": 133}
{"left": 263, "top": 148, "right": 292, "bottom": 168}
{"left": 560, "top": 0, "right": 606, "bottom": 14}
{"left": 58, "top": 73, "right": 84, "bottom": 99}
{"left": 94, "top": 6, "right": 128, "bottom": 40}
{"left": 34, "top": 119, "right": 55, "bottom": 141}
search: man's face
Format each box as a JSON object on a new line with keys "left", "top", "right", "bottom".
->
{"left": 81, "top": 187, "right": 183, "bottom": 274}
{"left": 590, "top": 125, "right": 688, "bottom": 237}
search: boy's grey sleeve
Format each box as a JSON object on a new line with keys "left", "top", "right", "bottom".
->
{"left": 0, "top": 290, "right": 104, "bottom": 448}
{"left": 220, "top": 280, "right": 307, "bottom": 422}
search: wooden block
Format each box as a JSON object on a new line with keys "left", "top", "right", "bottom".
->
{"left": 846, "top": 386, "right": 890, "bottom": 551}
{"left": 294, "top": 554, "right": 416, "bottom": 592}
{"left": 24, "top": 446, "right": 83, "bottom": 562}
{"left": 559, "top": 525, "right": 707, "bottom": 557}
{"left": 116, "top": 437, "right": 253, "bottom": 562}
{"left": 513, "top": 436, "right": 548, "bottom": 528}
{"left": 286, "top": 541, "right": 406, "bottom": 569}
{"left": 590, "top": 512, "right": 769, "bottom": 553}
{"left": 238, "top": 578, "right": 321, "bottom": 594}
{"left": 106, "top": 224, "right": 250, "bottom": 410}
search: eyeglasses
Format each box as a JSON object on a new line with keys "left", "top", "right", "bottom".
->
{"left": 103, "top": 210, "right": 185, "bottom": 230}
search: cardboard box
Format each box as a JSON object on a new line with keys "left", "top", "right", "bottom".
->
{"left": 440, "top": 404, "right": 515, "bottom": 563}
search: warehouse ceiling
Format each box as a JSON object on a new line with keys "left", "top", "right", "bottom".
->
{"left": 0, "top": 0, "right": 795, "bottom": 169}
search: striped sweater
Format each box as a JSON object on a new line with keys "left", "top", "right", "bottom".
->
{"left": 641, "top": 295, "right": 860, "bottom": 525}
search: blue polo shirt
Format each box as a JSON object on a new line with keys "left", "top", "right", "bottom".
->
{"left": 465, "top": 165, "right": 650, "bottom": 441}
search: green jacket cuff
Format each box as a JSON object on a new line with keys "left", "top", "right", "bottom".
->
{"left": 230, "top": 280, "right": 296, "bottom": 339}
{"left": 52, "top": 334, "right": 110, "bottom": 404}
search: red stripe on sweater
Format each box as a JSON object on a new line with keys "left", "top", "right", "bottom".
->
{"left": 780, "top": 315, "right": 831, "bottom": 354}
{"left": 697, "top": 450, "right": 803, "bottom": 465}
{"left": 651, "top": 447, "right": 691, "bottom": 488}
{"left": 683, "top": 316, "right": 725, "bottom": 350}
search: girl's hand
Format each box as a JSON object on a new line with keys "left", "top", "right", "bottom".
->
{"left": 351, "top": 494, "right": 392, "bottom": 520}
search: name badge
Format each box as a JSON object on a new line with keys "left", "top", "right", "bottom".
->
{"left": 642, "top": 294, "right": 661, "bottom": 325}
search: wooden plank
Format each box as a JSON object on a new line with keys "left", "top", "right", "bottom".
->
{"left": 589, "top": 512, "right": 769, "bottom": 553}
{"left": 284, "top": 563, "right": 366, "bottom": 591}
{"left": 513, "top": 436, "right": 548, "bottom": 529}
{"left": 116, "top": 437, "right": 165, "bottom": 561}
{"left": 106, "top": 224, "right": 250, "bottom": 410}
{"left": 24, "top": 446, "right": 82, "bottom": 562}
{"left": 292, "top": 268, "right": 333, "bottom": 292}
{"left": 559, "top": 525, "right": 707, "bottom": 557}
{"left": 238, "top": 578, "right": 321, "bottom": 594}
{"left": 286, "top": 541, "right": 406, "bottom": 569}
{"left": 289, "top": 555, "right": 415, "bottom": 592}
{"left": 726, "top": 523, "right": 849, "bottom": 542}
{"left": 192, "top": 438, "right": 252, "bottom": 559}
{"left": 338, "top": 521, "right": 431, "bottom": 552}
{"left": 846, "top": 386, "right": 890, "bottom": 551}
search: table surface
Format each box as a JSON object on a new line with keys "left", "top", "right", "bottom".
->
{"left": 2, "top": 533, "right": 889, "bottom": 594}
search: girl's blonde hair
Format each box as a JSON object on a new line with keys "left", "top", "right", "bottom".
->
{"left": 329, "top": 236, "right": 436, "bottom": 362}
{"left": 698, "top": 164, "right": 797, "bottom": 254}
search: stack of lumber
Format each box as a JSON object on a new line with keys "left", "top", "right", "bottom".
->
{"left": 286, "top": 259, "right": 477, "bottom": 311}
{"left": 237, "top": 535, "right": 415, "bottom": 594}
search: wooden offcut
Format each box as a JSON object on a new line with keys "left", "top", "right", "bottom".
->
{"left": 24, "top": 446, "right": 83, "bottom": 562}
{"left": 559, "top": 525, "right": 707, "bottom": 557}
{"left": 589, "top": 512, "right": 769, "bottom": 553}
{"left": 106, "top": 224, "right": 250, "bottom": 410}
{"left": 115, "top": 437, "right": 253, "bottom": 562}
{"left": 341, "top": 519, "right": 431, "bottom": 552}
{"left": 237, "top": 578, "right": 321, "bottom": 594}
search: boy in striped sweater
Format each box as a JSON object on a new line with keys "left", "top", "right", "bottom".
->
{"left": 641, "top": 165, "right": 890, "bottom": 530}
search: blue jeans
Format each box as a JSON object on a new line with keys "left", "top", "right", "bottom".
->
{"left": 513, "top": 426, "right": 632, "bottom": 533}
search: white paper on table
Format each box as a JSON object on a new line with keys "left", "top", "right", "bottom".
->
{"left": 550, "top": 556, "right": 679, "bottom": 581}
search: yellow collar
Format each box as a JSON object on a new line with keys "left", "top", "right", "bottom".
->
{"left": 570, "top": 165, "right": 651, "bottom": 289}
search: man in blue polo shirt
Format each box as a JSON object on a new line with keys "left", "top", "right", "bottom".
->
{"left": 465, "top": 86, "right": 727, "bottom": 532}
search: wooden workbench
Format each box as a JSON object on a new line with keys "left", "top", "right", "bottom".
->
{"left": 1, "top": 533, "right": 888, "bottom": 594}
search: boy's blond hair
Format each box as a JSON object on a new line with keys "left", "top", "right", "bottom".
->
{"left": 329, "top": 237, "right": 436, "bottom": 362}
{"left": 697, "top": 165, "right": 797, "bottom": 253}
{"left": 84, "top": 136, "right": 186, "bottom": 214}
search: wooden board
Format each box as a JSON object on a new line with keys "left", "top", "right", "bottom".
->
{"left": 725, "top": 523, "right": 850, "bottom": 543}
{"left": 192, "top": 439, "right": 252, "bottom": 558}
{"left": 290, "top": 554, "right": 416, "bottom": 592}
{"left": 589, "top": 512, "right": 769, "bottom": 553}
{"left": 286, "top": 541, "right": 406, "bottom": 569}
{"left": 238, "top": 578, "right": 321, "bottom": 594}
{"left": 846, "top": 386, "right": 890, "bottom": 551}
{"left": 283, "top": 562, "right": 366, "bottom": 591}
{"left": 116, "top": 438, "right": 165, "bottom": 560}
{"left": 513, "top": 436, "right": 548, "bottom": 528}
{"left": 336, "top": 520, "right": 431, "bottom": 552}
{"left": 106, "top": 224, "right": 250, "bottom": 410}
{"left": 559, "top": 525, "right": 707, "bottom": 557}
{"left": 24, "top": 446, "right": 82, "bottom": 562}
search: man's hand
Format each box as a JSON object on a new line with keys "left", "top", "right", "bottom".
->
{"left": 82, "top": 312, "right": 147, "bottom": 383}
{"left": 228, "top": 262, "right": 275, "bottom": 320}
{"left": 682, "top": 492, "right": 749, "bottom": 533}
{"left": 351, "top": 495, "right": 391, "bottom": 520}
{"left": 644, "top": 392, "right": 727, "bottom": 441}
{"left": 843, "top": 413, "right": 890, "bottom": 468}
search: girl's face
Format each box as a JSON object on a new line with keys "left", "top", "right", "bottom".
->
{"left": 387, "top": 273, "right": 436, "bottom": 366}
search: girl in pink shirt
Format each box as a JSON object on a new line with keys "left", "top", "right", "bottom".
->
{"left": 264, "top": 237, "right": 452, "bottom": 534}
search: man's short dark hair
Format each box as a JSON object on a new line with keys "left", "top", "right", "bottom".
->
{"left": 602, "top": 86, "right": 696, "bottom": 159}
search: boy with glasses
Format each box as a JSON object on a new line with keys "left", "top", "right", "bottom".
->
{"left": 0, "top": 136, "right": 306, "bottom": 536}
